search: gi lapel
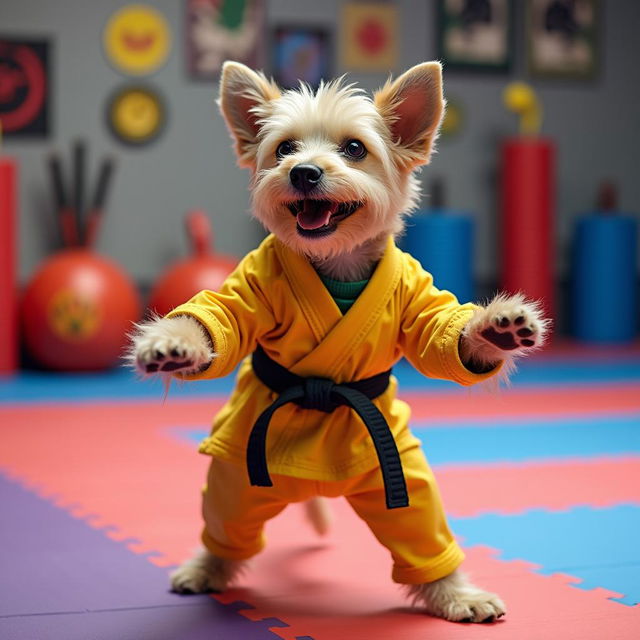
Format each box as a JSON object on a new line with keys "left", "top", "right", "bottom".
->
{"left": 275, "top": 237, "right": 402, "bottom": 380}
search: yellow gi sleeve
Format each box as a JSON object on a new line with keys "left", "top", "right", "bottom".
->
{"left": 398, "top": 252, "right": 501, "bottom": 386}
{"left": 165, "top": 246, "right": 275, "bottom": 379}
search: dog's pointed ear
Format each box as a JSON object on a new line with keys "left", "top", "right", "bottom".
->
{"left": 218, "top": 61, "right": 281, "bottom": 168}
{"left": 374, "top": 62, "right": 445, "bottom": 166}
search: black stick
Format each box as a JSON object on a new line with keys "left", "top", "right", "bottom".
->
{"left": 85, "top": 156, "right": 116, "bottom": 248}
{"left": 48, "top": 153, "right": 78, "bottom": 247}
{"left": 73, "top": 139, "right": 86, "bottom": 245}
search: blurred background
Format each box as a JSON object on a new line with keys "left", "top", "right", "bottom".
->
{"left": 1, "top": 5, "right": 640, "bottom": 637}
{"left": 1, "top": 0, "right": 639, "bottom": 372}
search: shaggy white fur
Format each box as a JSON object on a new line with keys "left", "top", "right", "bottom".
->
{"left": 405, "top": 569, "right": 506, "bottom": 623}
{"left": 129, "top": 60, "right": 552, "bottom": 624}
{"left": 460, "top": 292, "right": 551, "bottom": 382}
{"left": 170, "top": 548, "right": 244, "bottom": 594}
{"left": 127, "top": 314, "right": 214, "bottom": 377}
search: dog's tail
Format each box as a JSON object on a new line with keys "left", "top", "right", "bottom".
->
{"left": 304, "top": 497, "right": 332, "bottom": 536}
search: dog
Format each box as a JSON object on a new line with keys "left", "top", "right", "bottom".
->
{"left": 129, "top": 60, "right": 549, "bottom": 623}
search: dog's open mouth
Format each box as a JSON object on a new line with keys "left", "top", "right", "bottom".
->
{"left": 287, "top": 199, "right": 363, "bottom": 238}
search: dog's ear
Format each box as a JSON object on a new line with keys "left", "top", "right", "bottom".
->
{"left": 218, "top": 61, "right": 281, "bottom": 168}
{"left": 374, "top": 62, "right": 445, "bottom": 166}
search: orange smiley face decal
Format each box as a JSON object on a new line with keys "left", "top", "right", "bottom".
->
{"left": 104, "top": 5, "right": 171, "bottom": 75}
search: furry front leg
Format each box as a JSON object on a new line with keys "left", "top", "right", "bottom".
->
{"left": 127, "top": 314, "right": 214, "bottom": 376}
{"left": 460, "top": 293, "right": 550, "bottom": 377}
{"left": 406, "top": 569, "right": 506, "bottom": 623}
{"left": 170, "top": 548, "right": 244, "bottom": 594}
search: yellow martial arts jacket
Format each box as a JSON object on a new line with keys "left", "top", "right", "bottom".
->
{"left": 167, "top": 234, "right": 499, "bottom": 481}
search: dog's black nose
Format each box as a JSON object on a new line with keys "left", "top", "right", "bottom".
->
{"left": 290, "top": 164, "right": 323, "bottom": 194}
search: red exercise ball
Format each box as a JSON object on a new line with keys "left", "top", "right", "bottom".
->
{"left": 148, "top": 210, "right": 237, "bottom": 316}
{"left": 21, "top": 249, "right": 141, "bottom": 371}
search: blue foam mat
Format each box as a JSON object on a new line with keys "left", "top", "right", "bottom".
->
{"left": 180, "top": 411, "right": 640, "bottom": 467}
{"left": 2, "top": 355, "right": 640, "bottom": 404}
{"left": 413, "top": 414, "right": 640, "bottom": 465}
{"left": 451, "top": 505, "right": 640, "bottom": 606}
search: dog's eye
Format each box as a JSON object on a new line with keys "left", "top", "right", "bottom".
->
{"left": 343, "top": 139, "right": 367, "bottom": 160}
{"left": 276, "top": 140, "right": 296, "bottom": 159}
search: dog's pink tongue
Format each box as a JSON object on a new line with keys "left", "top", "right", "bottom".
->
{"left": 297, "top": 200, "right": 337, "bottom": 230}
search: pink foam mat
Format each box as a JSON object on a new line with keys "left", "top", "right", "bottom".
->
{"left": 212, "top": 499, "right": 639, "bottom": 640}
{"left": 1, "top": 397, "right": 639, "bottom": 638}
{"left": 402, "top": 382, "right": 640, "bottom": 423}
{"left": 1, "top": 400, "right": 638, "bottom": 565}
{"left": 438, "top": 456, "right": 640, "bottom": 516}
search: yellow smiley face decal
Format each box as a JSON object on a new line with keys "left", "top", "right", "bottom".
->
{"left": 107, "top": 85, "right": 166, "bottom": 145}
{"left": 104, "top": 4, "right": 171, "bottom": 75}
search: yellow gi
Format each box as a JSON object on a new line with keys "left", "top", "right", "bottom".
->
{"left": 167, "top": 234, "right": 500, "bottom": 584}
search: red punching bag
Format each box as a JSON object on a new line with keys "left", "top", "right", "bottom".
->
{"left": 148, "top": 210, "right": 237, "bottom": 316}
{"left": 21, "top": 249, "right": 141, "bottom": 371}
{"left": 500, "top": 137, "right": 555, "bottom": 319}
{"left": 500, "top": 83, "right": 555, "bottom": 321}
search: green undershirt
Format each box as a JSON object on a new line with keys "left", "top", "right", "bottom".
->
{"left": 321, "top": 272, "right": 493, "bottom": 374}
{"left": 319, "top": 274, "right": 369, "bottom": 314}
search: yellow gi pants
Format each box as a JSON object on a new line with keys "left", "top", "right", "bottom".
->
{"left": 200, "top": 445, "right": 464, "bottom": 585}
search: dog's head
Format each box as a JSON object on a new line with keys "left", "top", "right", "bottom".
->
{"left": 218, "top": 61, "right": 445, "bottom": 260}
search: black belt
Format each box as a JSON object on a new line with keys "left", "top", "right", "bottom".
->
{"left": 247, "top": 345, "right": 409, "bottom": 509}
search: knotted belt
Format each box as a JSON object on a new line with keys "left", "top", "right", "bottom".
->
{"left": 247, "top": 345, "right": 409, "bottom": 509}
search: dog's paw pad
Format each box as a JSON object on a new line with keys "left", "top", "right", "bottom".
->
{"left": 137, "top": 347, "right": 195, "bottom": 375}
{"left": 160, "top": 359, "right": 194, "bottom": 372}
{"left": 134, "top": 334, "right": 209, "bottom": 376}
{"left": 481, "top": 326, "right": 519, "bottom": 350}
{"left": 480, "top": 309, "right": 542, "bottom": 352}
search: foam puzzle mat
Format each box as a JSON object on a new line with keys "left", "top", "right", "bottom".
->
{"left": 1, "top": 345, "right": 639, "bottom": 639}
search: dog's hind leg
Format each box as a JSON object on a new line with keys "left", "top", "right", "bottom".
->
{"left": 170, "top": 548, "right": 244, "bottom": 594}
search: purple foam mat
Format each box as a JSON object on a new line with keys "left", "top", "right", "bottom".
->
{"left": 0, "top": 471, "right": 204, "bottom": 616}
{"left": 0, "top": 473, "right": 287, "bottom": 640}
{"left": 0, "top": 604, "right": 288, "bottom": 640}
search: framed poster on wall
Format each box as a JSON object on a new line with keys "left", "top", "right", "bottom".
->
{"left": 527, "top": 0, "right": 598, "bottom": 80}
{"left": 272, "top": 26, "right": 331, "bottom": 90}
{"left": 0, "top": 37, "right": 50, "bottom": 137}
{"left": 186, "top": 0, "right": 265, "bottom": 80}
{"left": 340, "top": 2, "right": 398, "bottom": 72}
{"left": 437, "top": 0, "right": 513, "bottom": 73}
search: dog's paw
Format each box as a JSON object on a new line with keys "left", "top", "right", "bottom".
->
{"left": 440, "top": 588, "right": 506, "bottom": 623}
{"left": 170, "top": 550, "right": 243, "bottom": 594}
{"left": 479, "top": 305, "right": 543, "bottom": 352}
{"left": 463, "top": 292, "right": 550, "bottom": 362}
{"left": 406, "top": 570, "right": 506, "bottom": 623}
{"left": 127, "top": 315, "right": 214, "bottom": 376}
{"left": 170, "top": 563, "right": 220, "bottom": 594}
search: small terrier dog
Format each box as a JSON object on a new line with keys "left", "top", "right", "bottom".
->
{"left": 130, "top": 61, "right": 549, "bottom": 623}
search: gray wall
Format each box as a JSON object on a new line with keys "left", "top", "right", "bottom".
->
{"left": 2, "top": 0, "right": 639, "bottom": 287}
